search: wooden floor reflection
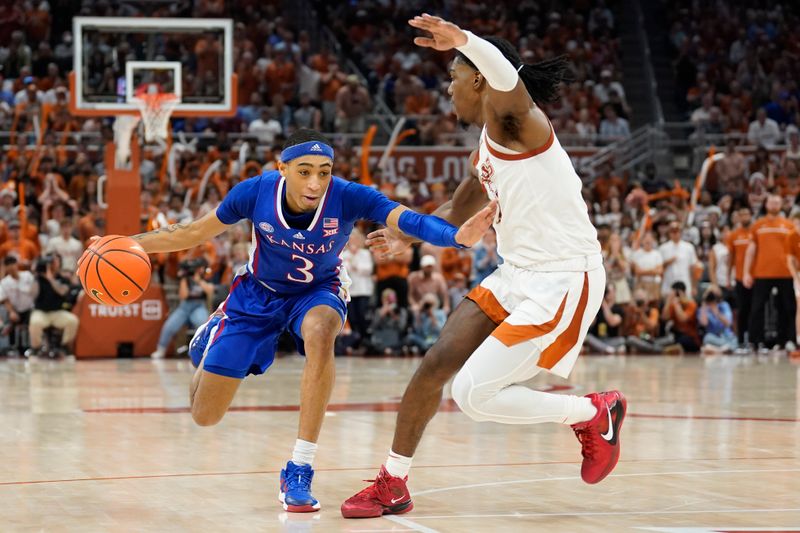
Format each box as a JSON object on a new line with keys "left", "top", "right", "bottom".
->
{"left": 1, "top": 354, "right": 798, "bottom": 532}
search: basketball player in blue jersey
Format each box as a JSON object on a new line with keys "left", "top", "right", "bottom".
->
{"left": 127, "top": 129, "right": 496, "bottom": 513}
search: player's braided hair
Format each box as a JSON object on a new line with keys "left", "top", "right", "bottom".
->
{"left": 283, "top": 128, "right": 332, "bottom": 149}
{"left": 455, "top": 36, "right": 572, "bottom": 106}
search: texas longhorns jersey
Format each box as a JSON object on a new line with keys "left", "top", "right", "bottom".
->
{"left": 474, "top": 125, "right": 601, "bottom": 269}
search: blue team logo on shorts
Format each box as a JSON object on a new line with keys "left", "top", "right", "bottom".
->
{"left": 259, "top": 222, "right": 275, "bottom": 233}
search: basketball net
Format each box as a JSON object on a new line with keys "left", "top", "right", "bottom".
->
{"left": 131, "top": 85, "right": 179, "bottom": 144}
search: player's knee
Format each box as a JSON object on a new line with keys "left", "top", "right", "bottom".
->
{"left": 191, "top": 405, "right": 224, "bottom": 427}
{"left": 418, "top": 344, "right": 461, "bottom": 384}
{"left": 302, "top": 317, "right": 339, "bottom": 352}
{"left": 451, "top": 369, "right": 485, "bottom": 421}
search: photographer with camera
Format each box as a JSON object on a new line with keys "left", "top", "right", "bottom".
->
{"left": 405, "top": 292, "right": 448, "bottom": 354}
{"left": 662, "top": 281, "right": 700, "bottom": 354}
{"left": 621, "top": 289, "right": 664, "bottom": 354}
{"left": 27, "top": 253, "right": 79, "bottom": 357}
{"left": 697, "top": 286, "right": 737, "bottom": 354}
{"left": 150, "top": 258, "right": 215, "bottom": 359}
{"left": 369, "top": 288, "right": 408, "bottom": 356}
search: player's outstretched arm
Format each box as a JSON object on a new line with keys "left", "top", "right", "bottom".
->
{"left": 131, "top": 209, "right": 230, "bottom": 254}
{"left": 366, "top": 161, "right": 488, "bottom": 259}
{"left": 384, "top": 201, "right": 497, "bottom": 249}
{"left": 409, "top": 13, "right": 531, "bottom": 116}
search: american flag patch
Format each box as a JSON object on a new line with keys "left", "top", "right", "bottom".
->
{"left": 323, "top": 218, "right": 339, "bottom": 228}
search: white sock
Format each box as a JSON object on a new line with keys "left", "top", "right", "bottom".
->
{"left": 291, "top": 438, "right": 318, "bottom": 466}
{"left": 566, "top": 396, "right": 599, "bottom": 425}
{"left": 384, "top": 450, "right": 413, "bottom": 478}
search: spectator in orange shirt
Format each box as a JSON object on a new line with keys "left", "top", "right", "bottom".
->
{"left": 744, "top": 194, "right": 796, "bottom": 349}
{"left": 265, "top": 49, "right": 297, "bottom": 103}
{"left": 725, "top": 206, "right": 753, "bottom": 344}
{"left": 374, "top": 246, "right": 412, "bottom": 311}
{"left": 0, "top": 220, "right": 38, "bottom": 264}
{"left": 319, "top": 62, "right": 345, "bottom": 131}
{"left": 78, "top": 201, "right": 104, "bottom": 246}
{"left": 439, "top": 247, "right": 472, "bottom": 286}
{"left": 662, "top": 281, "right": 700, "bottom": 353}
{"left": 591, "top": 163, "right": 625, "bottom": 204}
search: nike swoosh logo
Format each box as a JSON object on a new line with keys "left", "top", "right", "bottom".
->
{"left": 600, "top": 404, "right": 614, "bottom": 441}
{"left": 390, "top": 496, "right": 405, "bottom": 504}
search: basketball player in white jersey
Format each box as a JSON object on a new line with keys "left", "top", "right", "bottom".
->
{"left": 341, "top": 14, "right": 626, "bottom": 518}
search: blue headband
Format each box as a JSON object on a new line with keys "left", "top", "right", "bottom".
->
{"left": 280, "top": 141, "right": 335, "bottom": 162}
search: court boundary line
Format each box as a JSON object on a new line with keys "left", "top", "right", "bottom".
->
{"left": 80, "top": 403, "right": 800, "bottom": 423}
{"left": 383, "top": 515, "right": 440, "bottom": 533}
{"left": 400, "top": 507, "right": 800, "bottom": 520}
{"left": 0, "top": 457, "right": 794, "bottom": 487}
{"left": 411, "top": 467, "right": 800, "bottom": 497}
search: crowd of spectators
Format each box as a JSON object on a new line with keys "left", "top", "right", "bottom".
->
{"left": 585, "top": 144, "right": 800, "bottom": 357}
{"left": 668, "top": 1, "right": 800, "bottom": 142}
{"left": 318, "top": 0, "right": 631, "bottom": 146}
{"left": 2, "top": 2, "right": 800, "bottom": 359}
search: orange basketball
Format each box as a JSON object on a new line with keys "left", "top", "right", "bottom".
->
{"left": 77, "top": 235, "right": 152, "bottom": 306}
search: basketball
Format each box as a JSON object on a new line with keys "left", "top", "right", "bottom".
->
{"left": 77, "top": 235, "right": 152, "bottom": 306}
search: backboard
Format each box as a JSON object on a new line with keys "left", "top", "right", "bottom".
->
{"left": 69, "top": 17, "right": 235, "bottom": 117}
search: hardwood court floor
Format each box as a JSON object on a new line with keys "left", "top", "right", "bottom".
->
{"left": 1, "top": 354, "right": 798, "bottom": 532}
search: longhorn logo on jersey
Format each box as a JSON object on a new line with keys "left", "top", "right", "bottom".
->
{"left": 479, "top": 156, "right": 503, "bottom": 223}
{"left": 480, "top": 158, "right": 495, "bottom": 183}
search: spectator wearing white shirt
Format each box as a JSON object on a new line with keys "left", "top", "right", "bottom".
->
{"left": 599, "top": 104, "right": 630, "bottom": 142}
{"left": 1, "top": 256, "right": 37, "bottom": 355}
{"left": 690, "top": 94, "right": 718, "bottom": 127}
{"left": 747, "top": 108, "right": 781, "bottom": 148}
{"left": 45, "top": 219, "right": 82, "bottom": 273}
{"left": 14, "top": 77, "right": 44, "bottom": 107}
{"left": 631, "top": 231, "right": 664, "bottom": 303}
{"left": 0, "top": 189, "right": 19, "bottom": 223}
{"left": 659, "top": 221, "right": 701, "bottom": 297}
{"left": 248, "top": 108, "right": 283, "bottom": 145}
{"left": 340, "top": 229, "right": 374, "bottom": 347}
{"left": 593, "top": 69, "right": 627, "bottom": 106}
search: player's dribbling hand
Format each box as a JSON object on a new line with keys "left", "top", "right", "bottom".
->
{"left": 408, "top": 13, "right": 468, "bottom": 50}
{"left": 366, "top": 227, "right": 414, "bottom": 261}
{"left": 455, "top": 200, "right": 498, "bottom": 248}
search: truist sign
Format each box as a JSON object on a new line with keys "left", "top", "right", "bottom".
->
{"left": 73, "top": 286, "right": 168, "bottom": 357}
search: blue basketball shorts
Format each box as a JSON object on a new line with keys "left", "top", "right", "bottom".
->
{"left": 200, "top": 273, "right": 347, "bottom": 379}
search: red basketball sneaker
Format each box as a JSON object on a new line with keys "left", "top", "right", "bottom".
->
{"left": 571, "top": 390, "right": 627, "bottom": 484}
{"left": 341, "top": 466, "right": 413, "bottom": 518}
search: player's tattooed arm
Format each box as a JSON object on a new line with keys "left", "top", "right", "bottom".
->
{"left": 131, "top": 210, "right": 230, "bottom": 253}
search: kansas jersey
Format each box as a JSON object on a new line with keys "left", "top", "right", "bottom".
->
{"left": 216, "top": 170, "right": 398, "bottom": 297}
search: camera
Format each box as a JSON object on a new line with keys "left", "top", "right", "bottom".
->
{"left": 178, "top": 258, "right": 207, "bottom": 278}
{"left": 34, "top": 255, "right": 54, "bottom": 274}
{"left": 704, "top": 291, "right": 719, "bottom": 304}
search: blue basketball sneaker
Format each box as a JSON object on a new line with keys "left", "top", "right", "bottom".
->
{"left": 188, "top": 308, "right": 225, "bottom": 367}
{"left": 279, "top": 461, "right": 320, "bottom": 512}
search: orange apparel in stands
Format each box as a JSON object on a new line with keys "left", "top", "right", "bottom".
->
{"left": 750, "top": 216, "right": 794, "bottom": 279}
{"left": 726, "top": 226, "right": 752, "bottom": 282}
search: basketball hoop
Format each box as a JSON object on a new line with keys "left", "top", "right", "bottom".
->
{"left": 131, "top": 85, "right": 180, "bottom": 143}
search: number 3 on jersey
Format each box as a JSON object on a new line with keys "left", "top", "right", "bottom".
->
{"left": 287, "top": 254, "right": 315, "bottom": 283}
